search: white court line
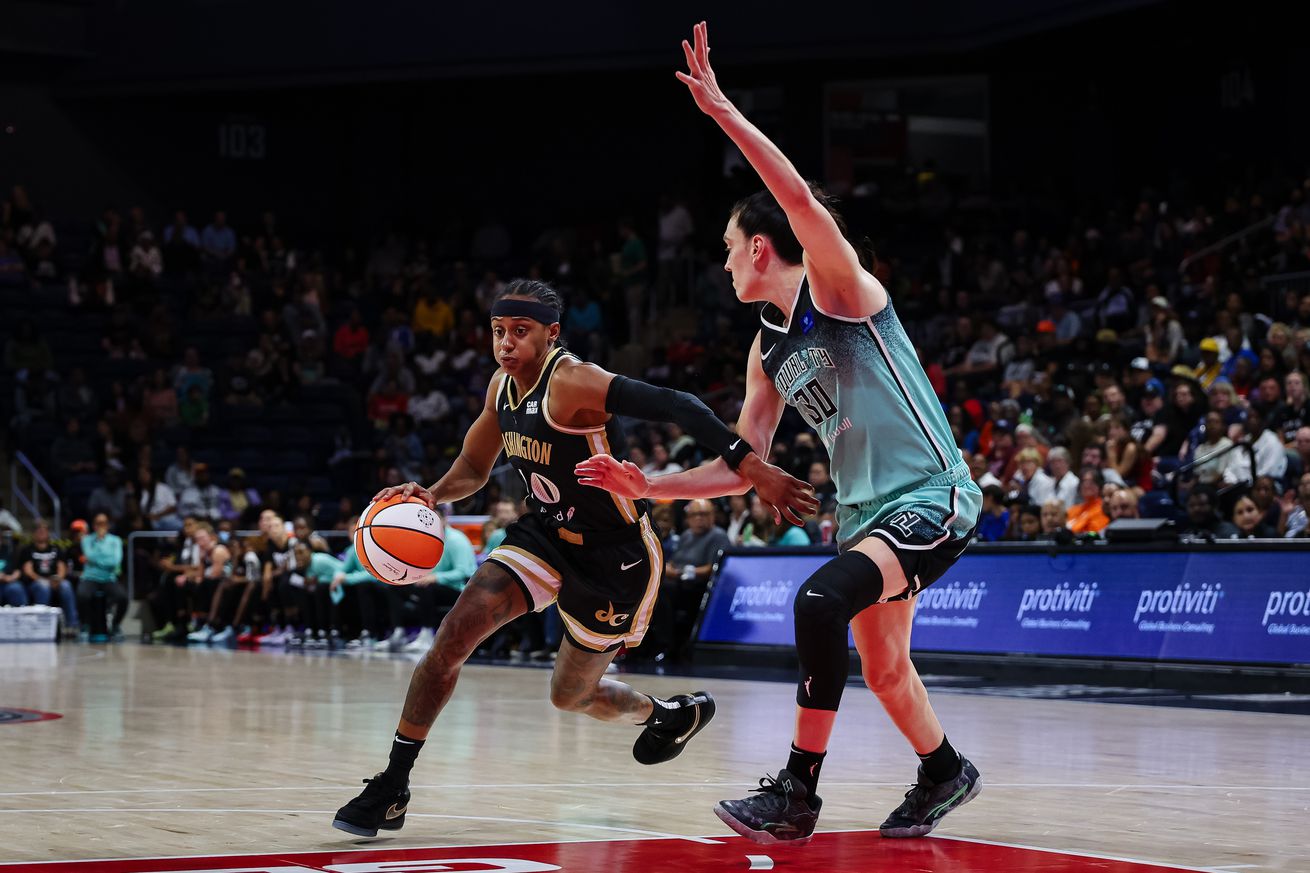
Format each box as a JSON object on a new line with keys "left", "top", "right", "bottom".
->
{"left": 0, "top": 827, "right": 1263, "bottom": 872}
{"left": 929, "top": 833, "right": 1245, "bottom": 873}
{"left": 0, "top": 780, "right": 1304, "bottom": 798}
{"left": 0, "top": 808, "right": 721, "bottom": 846}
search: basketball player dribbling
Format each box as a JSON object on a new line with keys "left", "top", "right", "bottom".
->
{"left": 332, "top": 278, "right": 816, "bottom": 837}
{"left": 575, "top": 22, "right": 983, "bottom": 845}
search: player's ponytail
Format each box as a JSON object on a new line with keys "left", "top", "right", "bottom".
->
{"left": 731, "top": 182, "right": 876, "bottom": 272}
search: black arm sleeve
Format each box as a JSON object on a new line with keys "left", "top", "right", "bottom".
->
{"left": 605, "top": 375, "right": 754, "bottom": 470}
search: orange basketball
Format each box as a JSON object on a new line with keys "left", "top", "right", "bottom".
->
{"left": 354, "top": 495, "right": 445, "bottom": 585}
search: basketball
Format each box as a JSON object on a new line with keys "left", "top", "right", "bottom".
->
{"left": 354, "top": 495, "right": 446, "bottom": 585}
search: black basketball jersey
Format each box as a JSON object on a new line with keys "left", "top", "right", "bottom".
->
{"left": 496, "top": 347, "right": 647, "bottom": 532}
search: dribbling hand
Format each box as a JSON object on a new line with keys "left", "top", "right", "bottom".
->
{"left": 675, "top": 21, "right": 731, "bottom": 117}
{"left": 371, "top": 482, "right": 436, "bottom": 510}
{"left": 575, "top": 454, "right": 650, "bottom": 501}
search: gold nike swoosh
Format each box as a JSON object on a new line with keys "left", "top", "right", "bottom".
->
{"left": 673, "top": 705, "right": 701, "bottom": 745}
{"left": 385, "top": 802, "right": 407, "bottom": 820}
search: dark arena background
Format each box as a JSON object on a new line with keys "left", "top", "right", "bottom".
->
{"left": 1, "top": 2, "right": 1307, "bottom": 871}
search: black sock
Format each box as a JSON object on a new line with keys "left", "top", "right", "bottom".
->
{"left": 641, "top": 695, "right": 691, "bottom": 731}
{"left": 786, "top": 744, "right": 826, "bottom": 798}
{"left": 382, "top": 731, "right": 425, "bottom": 784}
{"left": 919, "top": 735, "right": 962, "bottom": 784}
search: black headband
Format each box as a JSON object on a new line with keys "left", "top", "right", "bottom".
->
{"left": 490, "top": 299, "right": 560, "bottom": 324}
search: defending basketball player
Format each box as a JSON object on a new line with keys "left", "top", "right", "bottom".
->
{"left": 332, "top": 277, "right": 816, "bottom": 837}
{"left": 575, "top": 22, "right": 984, "bottom": 845}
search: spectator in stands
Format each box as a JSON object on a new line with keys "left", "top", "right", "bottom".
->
{"left": 1250, "top": 376, "right": 1283, "bottom": 419}
{"left": 57, "top": 368, "right": 99, "bottom": 424}
{"left": 50, "top": 417, "right": 98, "bottom": 481}
{"left": 1145, "top": 296, "right": 1185, "bottom": 364}
{"left": 369, "top": 347, "right": 417, "bottom": 397}
{"left": 87, "top": 466, "right": 130, "bottom": 526}
{"left": 480, "top": 499, "right": 519, "bottom": 554}
{"left": 1147, "top": 379, "right": 1205, "bottom": 461}
{"left": 641, "top": 443, "right": 683, "bottom": 477}
{"left": 201, "top": 210, "right": 237, "bottom": 272}
{"left": 1228, "top": 493, "right": 1277, "bottom": 539}
{"left": 333, "top": 307, "right": 370, "bottom": 364}
{"left": 1028, "top": 446, "right": 1078, "bottom": 507}
{"left": 17, "top": 519, "right": 78, "bottom": 632}
{"left": 178, "top": 462, "right": 222, "bottom": 521}
{"left": 1066, "top": 469, "right": 1110, "bottom": 534}
{"left": 1095, "top": 267, "right": 1136, "bottom": 333}
{"left": 1190, "top": 411, "right": 1236, "bottom": 485}
{"left": 129, "top": 231, "right": 163, "bottom": 283}
{"left": 1012, "top": 504, "right": 1043, "bottom": 541}
{"left": 1223, "top": 406, "right": 1288, "bottom": 487}
{"left": 1248, "top": 475, "right": 1287, "bottom": 535}
{"left": 1040, "top": 499, "right": 1068, "bottom": 536}
{"left": 163, "top": 210, "right": 200, "bottom": 274}
{"left": 412, "top": 282, "right": 454, "bottom": 337}
{"left": 381, "top": 414, "right": 423, "bottom": 483}
{"left": 617, "top": 217, "right": 649, "bottom": 343}
{"left": 1131, "top": 380, "right": 1165, "bottom": 445}
{"left": 1272, "top": 371, "right": 1309, "bottom": 444}
{"left": 652, "top": 499, "right": 730, "bottom": 661}
{"left": 1283, "top": 472, "right": 1310, "bottom": 537}
{"left": 174, "top": 347, "right": 214, "bottom": 404}
{"left": 1207, "top": 380, "right": 1247, "bottom": 438}
{"left": 1291, "top": 426, "right": 1310, "bottom": 480}
{"left": 1191, "top": 337, "right": 1222, "bottom": 388}
{"left": 179, "top": 384, "right": 210, "bottom": 427}
{"left": 1107, "top": 488, "right": 1139, "bottom": 521}
{"left": 165, "top": 446, "right": 195, "bottom": 495}
{"left": 1178, "top": 487, "right": 1237, "bottom": 540}
{"left": 138, "top": 466, "right": 182, "bottom": 531}
{"left": 1, "top": 537, "right": 26, "bottom": 605}
{"left": 218, "top": 468, "right": 260, "bottom": 523}
{"left": 0, "top": 238, "right": 27, "bottom": 286}
{"left": 77, "top": 513, "right": 127, "bottom": 641}
{"left": 977, "top": 485, "right": 1009, "bottom": 542}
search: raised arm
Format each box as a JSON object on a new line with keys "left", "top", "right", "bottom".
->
{"left": 677, "top": 21, "right": 882, "bottom": 318}
{"left": 575, "top": 332, "right": 817, "bottom": 524}
{"left": 375, "top": 374, "right": 508, "bottom": 509}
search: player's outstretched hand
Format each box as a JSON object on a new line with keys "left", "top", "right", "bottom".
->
{"left": 741, "top": 455, "right": 820, "bottom": 527}
{"left": 575, "top": 453, "right": 650, "bottom": 501}
{"left": 371, "top": 481, "right": 436, "bottom": 509}
{"left": 675, "top": 21, "right": 731, "bottom": 117}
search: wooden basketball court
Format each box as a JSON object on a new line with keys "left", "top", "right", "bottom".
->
{"left": 1, "top": 643, "right": 1303, "bottom": 871}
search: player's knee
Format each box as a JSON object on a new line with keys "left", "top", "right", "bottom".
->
{"left": 795, "top": 550, "right": 883, "bottom": 631}
{"left": 548, "top": 677, "right": 592, "bottom": 712}
{"left": 862, "top": 653, "right": 912, "bottom": 695}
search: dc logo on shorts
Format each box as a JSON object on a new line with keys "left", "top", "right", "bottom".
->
{"left": 887, "top": 511, "right": 922, "bottom": 539}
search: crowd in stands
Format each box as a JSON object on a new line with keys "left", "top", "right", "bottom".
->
{"left": 3, "top": 165, "right": 1310, "bottom": 657}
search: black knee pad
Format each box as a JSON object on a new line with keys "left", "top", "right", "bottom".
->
{"left": 794, "top": 551, "right": 883, "bottom": 711}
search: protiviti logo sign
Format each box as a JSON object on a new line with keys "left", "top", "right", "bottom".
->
{"left": 1133, "top": 582, "right": 1223, "bottom": 634}
{"left": 1262, "top": 585, "right": 1310, "bottom": 636}
{"left": 914, "top": 580, "right": 987, "bottom": 629}
{"left": 1015, "top": 581, "right": 1098, "bottom": 630}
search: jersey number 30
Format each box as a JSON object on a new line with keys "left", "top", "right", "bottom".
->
{"left": 790, "top": 381, "right": 837, "bottom": 427}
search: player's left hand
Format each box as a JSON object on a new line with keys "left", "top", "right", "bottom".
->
{"left": 675, "top": 21, "right": 732, "bottom": 117}
{"left": 741, "top": 454, "right": 820, "bottom": 526}
{"left": 575, "top": 453, "right": 650, "bottom": 500}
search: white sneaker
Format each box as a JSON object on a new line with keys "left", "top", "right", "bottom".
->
{"left": 210, "top": 626, "right": 236, "bottom": 646}
{"left": 345, "top": 630, "right": 372, "bottom": 651}
{"left": 187, "top": 625, "right": 215, "bottom": 644}
{"left": 403, "top": 627, "right": 435, "bottom": 653}
{"left": 379, "top": 627, "right": 406, "bottom": 653}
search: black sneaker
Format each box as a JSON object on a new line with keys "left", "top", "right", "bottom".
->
{"left": 879, "top": 756, "right": 981, "bottom": 838}
{"left": 714, "top": 770, "right": 822, "bottom": 845}
{"left": 332, "top": 773, "right": 411, "bottom": 837}
{"left": 632, "top": 690, "right": 715, "bottom": 765}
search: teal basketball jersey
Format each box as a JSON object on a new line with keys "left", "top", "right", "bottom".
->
{"left": 759, "top": 275, "right": 967, "bottom": 513}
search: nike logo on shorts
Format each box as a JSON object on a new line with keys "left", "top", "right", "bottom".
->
{"left": 620, "top": 560, "right": 642, "bottom": 571}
